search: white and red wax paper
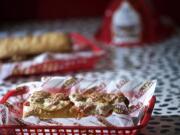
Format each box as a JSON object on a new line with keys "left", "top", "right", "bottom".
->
{"left": 0, "top": 76, "right": 156, "bottom": 127}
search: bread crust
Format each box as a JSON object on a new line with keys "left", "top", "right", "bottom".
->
{"left": 0, "top": 32, "right": 72, "bottom": 60}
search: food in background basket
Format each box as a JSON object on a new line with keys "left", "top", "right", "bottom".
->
{"left": 0, "top": 33, "right": 105, "bottom": 80}
{"left": 0, "top": 32, "right": 72, "bottom": 61}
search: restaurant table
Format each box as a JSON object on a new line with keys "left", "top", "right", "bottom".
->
{"left": 0, "top": 18, "right": 180, "bottom": 135}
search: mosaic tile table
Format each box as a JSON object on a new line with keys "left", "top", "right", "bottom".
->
{"left": 0, "top": 18, "right": 180, "bottom": 135}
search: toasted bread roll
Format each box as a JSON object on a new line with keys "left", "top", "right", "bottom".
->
{"left": 0, "top": 32, "right": 72, "bottom": 60}
{"left": 23, "top": 104, "right": 79, "bottom": 119}
{"left": 23, "top": 91, "right": 79, "bottom": 119}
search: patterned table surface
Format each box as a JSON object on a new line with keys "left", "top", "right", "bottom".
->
{"left": 0, "top": 18, "right": 180, "bottom": 135}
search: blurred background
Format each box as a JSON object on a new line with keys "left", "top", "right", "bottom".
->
{"left": 0, "top": 0, "right": 180, "bottom": 25}
{"left": 0, "top": 1, "right": 180, "bottom": 135}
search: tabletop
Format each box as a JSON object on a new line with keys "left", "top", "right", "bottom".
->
{"left": 0, "top": 18, "right": 180, "bottom": 135}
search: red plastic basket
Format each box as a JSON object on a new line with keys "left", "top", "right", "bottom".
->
{"left": 0, "top": 87, "right": 156, "bottom": 135}
{"left": 4, "top": 33, "right": 105, "bottom": 80}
